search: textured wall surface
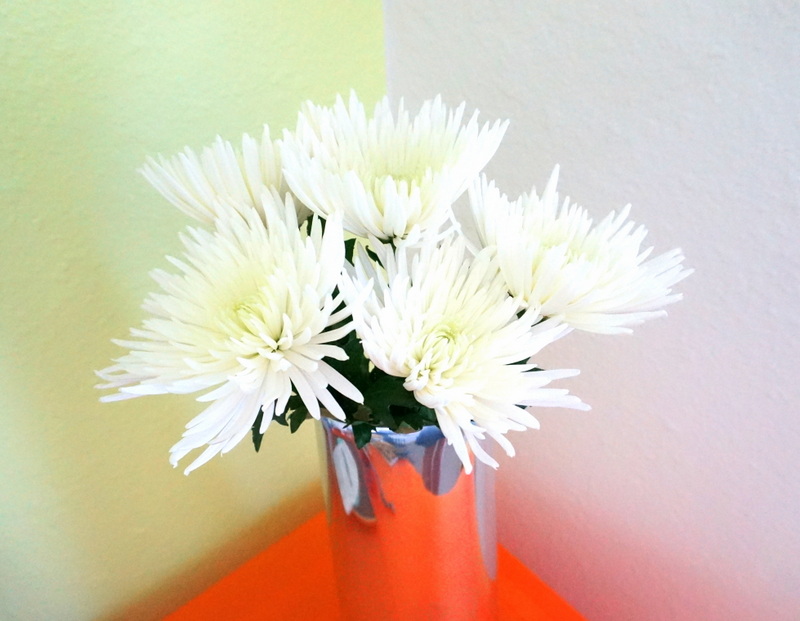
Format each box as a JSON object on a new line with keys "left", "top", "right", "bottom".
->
{"left": 0, "top": 2, "right": 384, "bottom": 620}
{"left": 384, "top": 1, "right": 799, "bottom": 619}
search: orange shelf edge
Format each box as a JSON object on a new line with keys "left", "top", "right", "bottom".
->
{"left": 165, "top": 512, "right": 584, "bottom": 620}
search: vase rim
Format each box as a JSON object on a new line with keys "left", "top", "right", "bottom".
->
{"left": 319, "top": 415, "right": 445, "bottom": 446}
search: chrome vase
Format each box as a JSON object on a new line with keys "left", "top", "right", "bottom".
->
{"left": 317, "top": 417, "right": 497, "bottom": 621}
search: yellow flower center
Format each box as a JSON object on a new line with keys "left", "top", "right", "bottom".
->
{"left": 218, "top": 288, "right": 287, "bottom": 352}
{"left": 405, "top": 323, "right": 473, "bottom": 405}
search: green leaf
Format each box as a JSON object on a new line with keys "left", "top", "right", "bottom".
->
{"left": 323, "top": 334, "right": 371, "bottom": 420}
{"left": 332, "top": 368, "right": 439, "bottom": 434}
{"left": 372, "top": 405, "right": 398, "bottom": 429}
{"left": 288, "top": 409, "right": 308, "bottom": 434}
{"left": 286, "top": 392, "right": 305, "bottom": 413}
{"left": 393, "top": 404, "right": 437, "bottom": 430}
{"left": 361, "top": 371, "right": 419, "bottom": 421}
{"left": 352, "top": 422, "right": 372, "bottom": 448}
{"left": 344, "top": 238, "right": 357, "bottom": 263}
{"left": 351, "top": 404, "right": 373, "bottom": 422}
{"left": 251, "top": 409, "right": 265, "bottom": 452}
{"left": 332, "top": 333, "right": 371, "bottom": 383}
{"left": 365, "top": 245, "right": 381, "bottom": 265}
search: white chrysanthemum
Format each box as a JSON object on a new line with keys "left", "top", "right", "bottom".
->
{"left": 468, "top": 168, "right": 692, "bottom": 334}
{"left": 96, "top": 192, "right": 361, "bottom": 474}
{"left": 281, "top": 92, "right": 508, "bottom": 242}
{"left": 340, "top": 236, "right": 587, "bottom": 473}
{"left": 141, "top": 126, "right": 309, "bottom": 225}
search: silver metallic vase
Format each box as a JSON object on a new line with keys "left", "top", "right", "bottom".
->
{"left": 318, "top": 417, "right": 498, "bottom": 621}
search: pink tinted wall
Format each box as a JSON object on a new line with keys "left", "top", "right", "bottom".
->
{"left": 383, "top": 1, "right": 800, "bottom": 619}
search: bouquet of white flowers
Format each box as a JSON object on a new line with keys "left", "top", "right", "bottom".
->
{"left": 97, "top": 93, "right": 690, "bottom": 475}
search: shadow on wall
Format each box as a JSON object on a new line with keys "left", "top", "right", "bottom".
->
{"left": 511, "top": 489, "right": 786, "bottom": 621}
{"left": 103, "top": 483, "right": 323, "bottom": 621}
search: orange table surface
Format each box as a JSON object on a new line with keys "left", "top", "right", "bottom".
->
{"left": 165, "top": 512, "right": 585, "bottom": 620}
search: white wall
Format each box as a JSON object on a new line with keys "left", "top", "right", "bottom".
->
{"left": 384, "top": 2, "right": 799, "bottom": 619}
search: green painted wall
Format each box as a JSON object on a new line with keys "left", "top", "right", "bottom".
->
{"left": 0, "top": 2, "right": 385, "bottom": 619}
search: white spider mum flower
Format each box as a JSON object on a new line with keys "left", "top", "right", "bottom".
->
{"left": 96, "top": 192, "right": 362, "bottom": 474}
{"left": 141, "top": 126, "right": 309, "bottom": 225}
{"left": 340, "top": 236, "right": 587, "bottom": 473}
{"left": 281, "top": 92, "right": 508, "bottom": 242}
{"left": 468, "top": 168, "right": 692, "bottom": 334}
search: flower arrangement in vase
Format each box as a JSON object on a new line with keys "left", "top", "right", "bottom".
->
{"left": 97, "top": 93, "right": 690, "bottom": 620}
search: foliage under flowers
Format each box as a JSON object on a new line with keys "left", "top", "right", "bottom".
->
{"left": 97, "top": 92, "right": 690, "bottom": 474}
{"left": 263, "top": 327, "right": 441, "bottom": 452}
